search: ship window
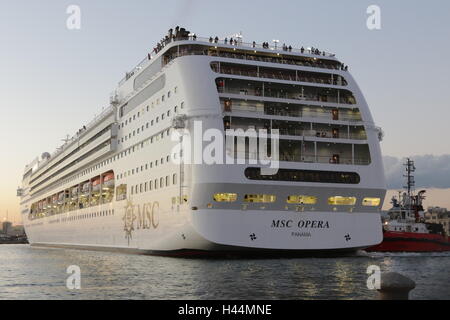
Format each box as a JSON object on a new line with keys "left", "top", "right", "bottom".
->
{"left": 362, "top": 197, "right": 381, "bottom": 207}
{"left": 116, "top": 184, "right": 127, "bottom": 201}
{"left": 328, "top": 196, "right": 356, "bottom": 206}
{"left": 173, "top": 173, "right": 177, "bottom": 185}
{"left": 214, "top": 193, "right": 238, "bottom": 202}
{"left": 160, "top": 177, "right": 164, "bottom": 188}
{"left": 244, "top": 168, "right": 360, "bottom": 184}
{"left": 287, "top": 195, "right": 317, "bottom": 205}
{"left": 244, "top": 194, "right": 276, "bottom": 203}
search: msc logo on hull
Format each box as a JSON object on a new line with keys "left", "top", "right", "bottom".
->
{"left": 123, "top": 199, "right": 160, "bottom": 245}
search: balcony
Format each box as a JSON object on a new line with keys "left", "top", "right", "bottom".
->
{"left": 211, "top": 63, "right": 348, "bottom": 87}
{"left": 217, "top": 78, "right": 356, "bottom": 105}
{"left": 221, "top": 99, "right": 362, "bottom": 123}
{"left": 225, "top": 118, "right": 367, "bottom": 141}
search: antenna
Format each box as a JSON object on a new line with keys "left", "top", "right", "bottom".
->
{"left": 62, "top": 134, "right": 71, "bottom": 144}
{"left": 403, "top": 158, "right": 416, "bottom": 197}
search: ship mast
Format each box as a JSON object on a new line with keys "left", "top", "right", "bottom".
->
{"left": 403, "top": 158, "right": 416, "bottom": 198}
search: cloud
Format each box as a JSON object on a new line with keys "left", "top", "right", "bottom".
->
{"left": 383, "top": 155, "right": 450, "bottom": 189}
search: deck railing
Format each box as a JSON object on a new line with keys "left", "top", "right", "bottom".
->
{"left": 119, "top": 35, "right": 342, "bottom": 85}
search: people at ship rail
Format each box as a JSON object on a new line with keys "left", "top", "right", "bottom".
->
{"left": 252, "top": 41, "right": 256, "bottom": 48}
{"left": 193, "top": 34, "right": 197, "bottom": 40}
{"left": 224, "top": 37, "right": 228, "bottom": 44}
{"left": 301, "top": 46, "right": 305, "bottom": 53}
{"left": 288, "top": 45, "right": 292, "bottom": 52}
{"left": 209, "top": 36, "right": 213, "bottom": 43}
{"left": 230, "top": 38, "right": 234, "bottom": 45}
{"left": 214, "top": 36, "right": 219, "bottom": 43}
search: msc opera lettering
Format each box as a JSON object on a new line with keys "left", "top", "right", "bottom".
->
{"left": 271, "top": 219, "right": 330, "bottom": 229}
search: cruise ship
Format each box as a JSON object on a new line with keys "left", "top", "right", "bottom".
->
{"left": 17, "top": 28, "right": 386, "bottom": 256}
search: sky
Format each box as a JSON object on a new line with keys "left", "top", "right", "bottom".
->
{"left": 1, "top": 0, "right": 449, "bottom": 223}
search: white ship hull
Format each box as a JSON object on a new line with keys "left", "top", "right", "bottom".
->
{"left": 26, "top": 207, "right": 382, "bottom": 255}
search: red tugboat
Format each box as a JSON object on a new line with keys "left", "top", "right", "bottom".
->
{"left": 367, "top": 159, "right": 450, "bottom": 252}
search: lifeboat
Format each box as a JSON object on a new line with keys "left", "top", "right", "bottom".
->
{"left": 102, "top": 172, "right": 115, "bottom": 188}
{"left": 81, "top": 182, "right": 91, "bottom": 194}
{"left": 92, "top": 177, "right": 101, "bottom": 192}
{"left": 71, "top": 186, "right": 79, "bottom": 196}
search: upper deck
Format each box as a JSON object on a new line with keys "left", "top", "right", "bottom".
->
{"left": 115, "top": 28, "right": 347, "bottom": 100}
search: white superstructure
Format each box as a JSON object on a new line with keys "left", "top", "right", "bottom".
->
{"left": 18, "top": 28, "right": 386, "bottom": 256}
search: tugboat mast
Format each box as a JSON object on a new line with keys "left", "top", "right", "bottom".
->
{"left": 403, "top": 158, "right": 416, "bottom": 198}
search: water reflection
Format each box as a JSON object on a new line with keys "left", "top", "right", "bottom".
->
{"left": 0, "top": 245, "right": 448, "bottom": 300}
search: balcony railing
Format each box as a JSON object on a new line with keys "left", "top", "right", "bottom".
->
{"left": 213, "top": 66, "right": 347, "bottom": 86}
{"left": 265, "top": 109, "right": 362, "bottom": 122}
{"left": 233, "top": 152, "right": 370, "bottom": 166}
{"left": 218, "top": 87, "right": 355, "bottom": 105}
{"left": 222, "top": 102, "right": 362, "bottom": 122}
{"left": 228, "top": 125, "right": 367, "bottom": 140}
